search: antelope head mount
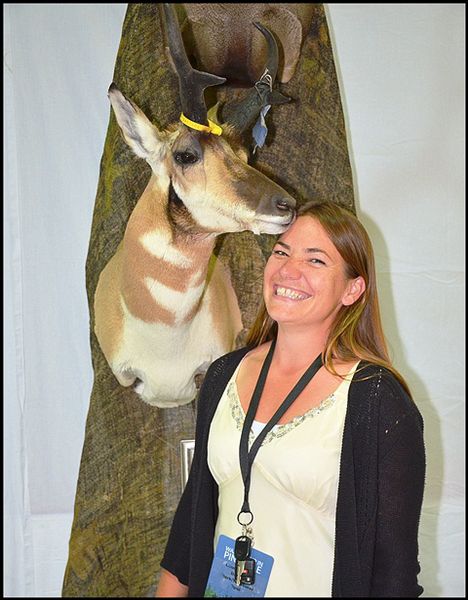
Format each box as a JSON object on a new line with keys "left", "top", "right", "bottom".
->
{"left": 94, "top": 3, "right": 296, "bottom": 407}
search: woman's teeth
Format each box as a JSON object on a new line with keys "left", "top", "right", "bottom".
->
{"left": 275, "top": 286, "right": 310, "bottom": 300}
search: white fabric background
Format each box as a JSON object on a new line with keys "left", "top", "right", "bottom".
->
{"left": 3, "top": 3, "right": 465, "bottom": 597}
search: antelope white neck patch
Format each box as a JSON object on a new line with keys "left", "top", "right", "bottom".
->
{"left": 140, "top": 231, "right": 193, "bottom": 268}
{"left": 144, "top": 273, "right": 205, "bottom": 322}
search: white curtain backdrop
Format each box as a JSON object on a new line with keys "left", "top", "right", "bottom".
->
{"left": 4, "top": 4, "right": 465, "bottom": 597}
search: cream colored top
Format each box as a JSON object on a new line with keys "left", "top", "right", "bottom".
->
{"left": 208, "top": 359, "right": 359, "bottom": 598}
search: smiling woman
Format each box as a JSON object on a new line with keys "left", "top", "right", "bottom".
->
{"left": 263, "top": 215, "right": 365, "bottom": 337}
{"left": 156, "top": 200, "right": 425, "bottom": 597}
{"left": 248, "top": 201, "right": 407, "bottom": 392}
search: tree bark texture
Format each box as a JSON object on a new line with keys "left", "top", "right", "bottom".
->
{"left": 63, "top": 3, "right": 354, "bottom": 597}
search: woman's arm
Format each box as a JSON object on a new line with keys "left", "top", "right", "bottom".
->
{"left": 371, "top": 397, "right": 425, "bottom": 597}
{"left": 155, "top": 568, "right": 189, "bottom": 597}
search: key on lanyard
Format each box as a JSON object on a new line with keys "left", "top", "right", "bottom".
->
{"left": 234, "top": 530, "right": 256, "bottom": 586}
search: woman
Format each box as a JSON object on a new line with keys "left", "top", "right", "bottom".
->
{"left": 156, "top": 201, "right": 425, "bottom": 597}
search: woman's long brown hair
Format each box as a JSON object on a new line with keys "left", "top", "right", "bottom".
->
{"left": 246, "top": 201, "right": 412, "bottom": 398}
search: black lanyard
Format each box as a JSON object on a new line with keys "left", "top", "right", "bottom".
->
{"left": 237, "top": 337, "right": 323, "bottom": 525}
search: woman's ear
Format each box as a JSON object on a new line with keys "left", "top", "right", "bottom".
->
{"left": 342, "top": 276, "right": 366, "bottom": 306}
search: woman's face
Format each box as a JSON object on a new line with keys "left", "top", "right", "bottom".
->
{"left": 263, "top": 215, "right": 364, "bottom": 331}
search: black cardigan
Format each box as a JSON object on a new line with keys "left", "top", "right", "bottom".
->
{"left": 161, "top": 347, "right": 425, "bottom": 597}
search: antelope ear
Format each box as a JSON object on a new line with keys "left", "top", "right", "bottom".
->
{"left": 207, "top": 102, "right": 222, "bottom": 125}
{"left": 108, "top": 83, "right": 164, "bottom": 160}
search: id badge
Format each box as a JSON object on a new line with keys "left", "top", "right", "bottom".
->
{"left": 204, "top": 534, "right": 274, "bottom": 597}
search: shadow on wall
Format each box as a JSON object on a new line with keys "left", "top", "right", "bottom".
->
{"left": 358, "top": 209, "right": 443, "bottom": 597}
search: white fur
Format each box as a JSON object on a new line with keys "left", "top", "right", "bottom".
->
{"left": 144, "top": 273, "right": 205, "bottom": 322}
{"left": 140, "top": 230, "right": 193, "bottom": 268}
{"left": 112, "top": 288, "right": 230, "bottom": 407}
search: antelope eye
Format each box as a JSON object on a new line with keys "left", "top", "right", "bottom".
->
{"left": 174, "top": 151, "right": 199, "bottom": 165}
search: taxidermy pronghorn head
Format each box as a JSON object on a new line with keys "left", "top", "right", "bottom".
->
{"left": 94, "top": 3, "right": 296, "bottom": 407}
{"left": 108, "top": 6, "right": 296, "bottom": 236}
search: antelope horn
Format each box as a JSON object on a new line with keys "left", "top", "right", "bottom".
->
{"left": 162, "top": 3, "right": 226, "bottom": 126}
{"left": 222, "top": 22, "right": 290, "bottom": 133}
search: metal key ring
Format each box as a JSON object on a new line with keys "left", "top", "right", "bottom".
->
{"left": 237, "top": 510, "right": 254, "bottom": 526}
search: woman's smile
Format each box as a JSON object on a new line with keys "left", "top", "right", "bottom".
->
{"left": 273, "top": 284, "right": 312, "bottom": 301}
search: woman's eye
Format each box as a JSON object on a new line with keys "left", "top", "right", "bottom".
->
{"left": 174, "top": 151, "right": 199, "bottom": 165}
{"left": 309, "top": 258, "right": 326, "bottom": 265}
{"left": 272, "top": 249, "right": 288, "bottom": 257}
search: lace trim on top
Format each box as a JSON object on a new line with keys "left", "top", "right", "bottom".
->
{"left": 227, "top": 379, "right": 337, "bottom": 446}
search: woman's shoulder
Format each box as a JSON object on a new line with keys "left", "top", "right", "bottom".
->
{"left": 350, "top": 361, "right": 423, "bottom": 427}
{"left": 195, "top": 347, "right": 253, "bottom": 424}
{"left": 210, "top": 342, "right": 272, "bottom": 375}
{"left": 214, "top": 345, "right": 252, "bottom": 368}
{"left": 203, "top": 346, "right": 252, "bottom": 385}
{"left": 351, "top": 361, "right": 408, "bottom": 397}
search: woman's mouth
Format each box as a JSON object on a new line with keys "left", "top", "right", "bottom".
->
{"left": 274, "top": 285, "right": 311, "bottom": 301}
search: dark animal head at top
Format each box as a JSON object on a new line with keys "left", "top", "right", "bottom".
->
{"left": 107, "top": 3, "right": 296, "bottom": 237}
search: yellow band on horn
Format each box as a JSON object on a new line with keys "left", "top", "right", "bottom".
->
{"left": 180, "top": 113, "right": 223, "bottom": 136}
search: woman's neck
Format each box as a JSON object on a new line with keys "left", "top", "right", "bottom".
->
{"left": 271, "top": 325, "right": 329, "bottom": 374}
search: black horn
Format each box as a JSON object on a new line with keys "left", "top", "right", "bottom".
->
{"left": 222, "top": 22, "right": 290, "bottom": 134}
{"left": 162, "top": 3, "right": 226, "bottom": 125}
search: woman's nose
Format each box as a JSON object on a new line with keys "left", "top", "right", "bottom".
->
{"left": 278, "top": 257, "right": 302, "bottom": 279}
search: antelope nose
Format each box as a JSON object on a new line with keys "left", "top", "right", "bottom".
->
{"left": 276, "top": 197, "right": 294, "bottom": 212}
{"left": 273, "top": 195, "right": 296, "bottom": 222}
{"left": 256, "top": 193, "right": 296, "bottom": 220}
